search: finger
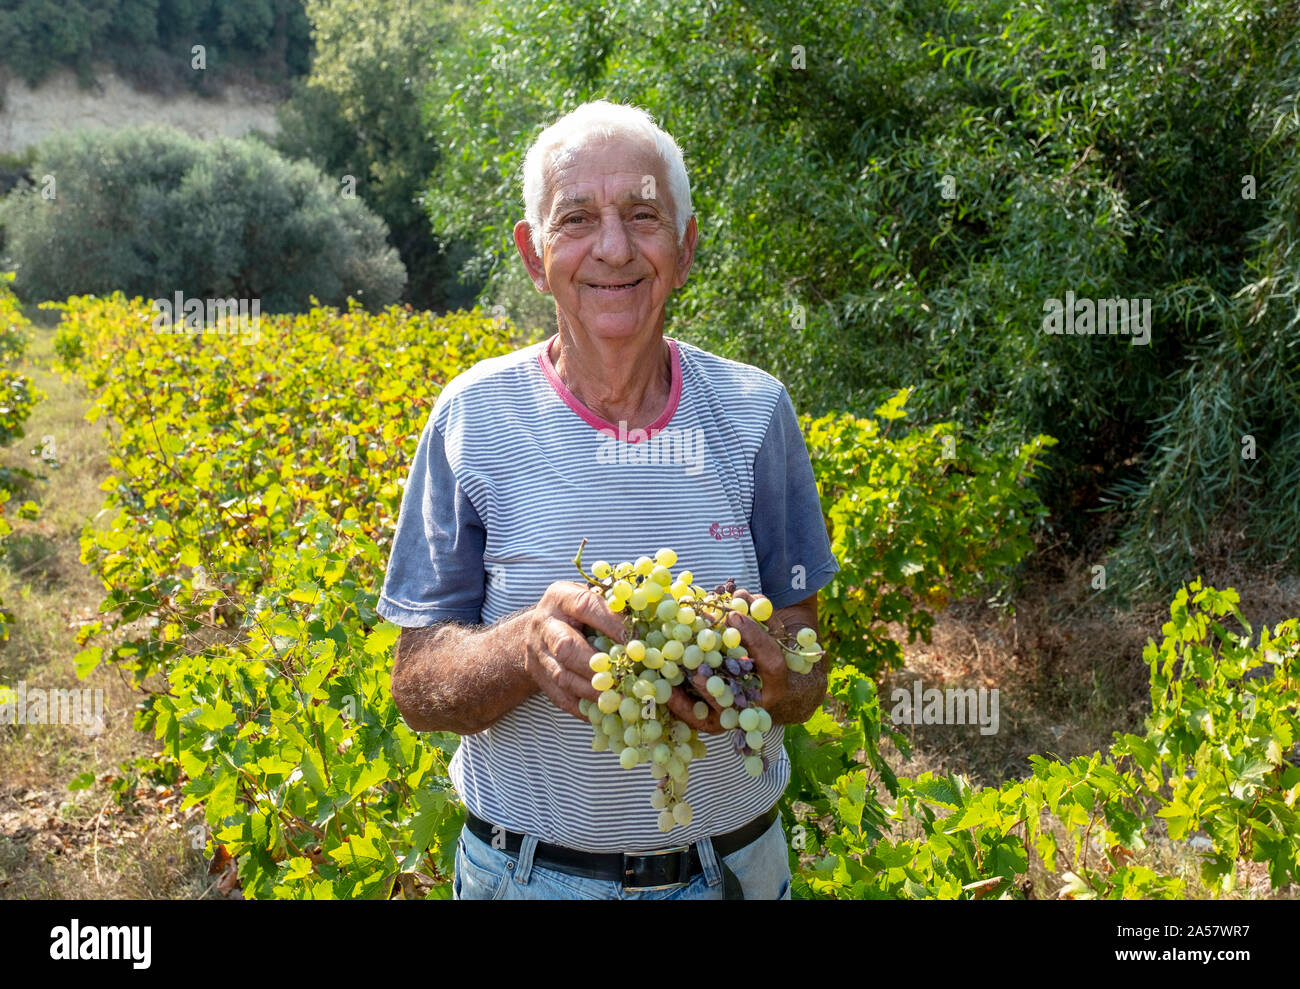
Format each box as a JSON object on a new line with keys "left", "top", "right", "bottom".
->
{"left": 667, "top": 686, "right": 714, "bottom": 732}
{"left": 565, "top": 583, "right": 627, "bottom": 643}
{"left": 534, "top": 657, "right": 588, "bottom": 721}
{"left": 544, "top": 621, "right": 603, "bottom": 703}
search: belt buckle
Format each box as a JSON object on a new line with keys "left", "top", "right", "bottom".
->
{"left": 621, "top": 844, "right": 691, "bottom": 893}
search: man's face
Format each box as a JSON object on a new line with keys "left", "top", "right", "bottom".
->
{"left": 518, "top": 137, "right": 696, "bottom": 341}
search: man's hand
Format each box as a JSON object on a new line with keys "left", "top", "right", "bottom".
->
{"left": 669, "top": 590, "right": 824, "bottom": 733}
{"left": 523, "top": 581, "right": 628, "bottom": 721}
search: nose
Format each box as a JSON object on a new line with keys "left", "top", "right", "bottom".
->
{"left": 592, "top": 207, "right": 634, "bottom": 267}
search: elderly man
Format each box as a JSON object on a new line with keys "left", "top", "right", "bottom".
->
{"left": 377, "top": 100, "right": 838, "bottom": 899}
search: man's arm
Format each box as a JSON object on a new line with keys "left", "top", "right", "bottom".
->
{"left": 390, "top": 581, "right": 628, "bottom": 735}
{"left": 391, "top": 614, "right": 534, "bottom": 734}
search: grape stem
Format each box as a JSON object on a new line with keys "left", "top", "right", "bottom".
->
{"left": 571, "top": 537, "right": 605, "bottom": 588}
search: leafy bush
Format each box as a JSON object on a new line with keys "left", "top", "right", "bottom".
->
{"left": 794, "top": 580, "right": 1300, "bottom": 899}
{"left": 274, "top": 0, "right": 482, "bottom": 311}
{"left": 804, "top": 389, "right": 1055, "bottom": 678}
{"left": 0, "top": 126, "right": 406, "bottom": 312}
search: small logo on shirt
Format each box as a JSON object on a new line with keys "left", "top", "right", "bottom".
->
{"left": 709, "top": 522, "right": 748, "bottom": 540}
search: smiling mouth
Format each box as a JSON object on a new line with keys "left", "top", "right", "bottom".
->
{"left": 588, "top": 278, "right": 645, "bottom": 290}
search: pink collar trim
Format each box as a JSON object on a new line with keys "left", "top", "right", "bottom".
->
{"left": 538, "top": 334, "right": 682, "bottom": 443}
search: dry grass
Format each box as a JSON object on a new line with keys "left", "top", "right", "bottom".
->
{"left": 0, "top": 308, "right": 212, "bottom": 900}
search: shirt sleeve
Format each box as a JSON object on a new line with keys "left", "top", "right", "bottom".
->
{"left": 376, "top": 416, "right": 486, "bottom": 627}
{"left": 750, "top": 387, "right": 840, "bottom": 611}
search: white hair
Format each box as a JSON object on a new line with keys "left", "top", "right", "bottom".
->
{"left": 521, "top": 100, "right": 693, "bottom": 255}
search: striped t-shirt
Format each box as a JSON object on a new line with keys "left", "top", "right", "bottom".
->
{"left": 376, "top": 333, "right": 838, "bottom": 852}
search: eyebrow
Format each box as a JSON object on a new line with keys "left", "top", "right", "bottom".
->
{"left": 551, "top": 192, "right": 662, "bottom": 211}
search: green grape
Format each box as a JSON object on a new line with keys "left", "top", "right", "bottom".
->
{"left": 661, "top": 639, "right": 685, "bottom": 661}
{"left": 645, "top": 629, "right": 667, "bottom": 649}
{"left": 785, "top": 652, "right": 803, "bottom": 672}
{"left": 632, "top": 678, "right": 654, "bottom": 700}
{"left": 703, "top": 650, "right": 723, "bottom": 668}
{"left": 601, "top": 713, "right": 621, "bottom": 737}
{"left": 651, "top": 789, "right": 668, "bottom": 810}
{"left": 691, "top": 617, "right": 707, "bottom": 634}
{"left": 693, "top": 701, "right": 709, "bottom": 720}
{"left": 641, "top": 667, "right": 660, "bottom": 681}
{"left": 670, "top": 721, "right": 691, "bottom": 744}
{"left": 718, "top": 689, "right": 735, "bottom": 708}
{"left": 591, "top": 731, "right": 609, "bottom": 751}
{"left": 578, "top": 697, "right": 590, "bottom": 716}
{"left": 591, "top": 671, "right": 614, "bottom": 691}
{"left": 655, "top": 598, "right": 680, "bottom": 623}
{"left": 629, "top": 587, "right": 649, "bottom": 610}
{"left": 642, "top": 719, "right": 663, "bottom": 742}
{"left": 626, "top": 639, "right": 646, "bottom": 662}
{"left": 738, "top": 708, "right": 760, "bottom": 732}
{"left": 660, "top": 661, "right": 679, "bottom": 680}
{"left": 619, "top": 696, "right": 640, "bottom": 723}
{"left": 669, "top": 581, "right": 689, "bottom": 599}
{"left": 670, "top": 623, "right": 693, "bottom": 643}
{"left": 743, "top": 755, "right": 764, "bottom": 777}
{"left": 672, "top": 802, "right": 693, "bottom": 827}
{"left": 598, "top": 690, "right": 621, "bottom": 715}
{"left": 688, "top": 740, "right": 706, "bottom": 760}
{"left": 634, "top": 555, "right": 655, "bottom": 576}
{"left": 650, "top": 564, "right": 672, "bottom": 586}
{"left": 623, "top": 725, "right": 642, "bottom": 747}
{"left": 706, "top": 676, "right": 725, "bottom": 697}
{"left": 729, "top": 598, "right": 748, "bottom": 616}
{"left": 592, "top": 560, "right": 612, "bottom": 579}
{"left": 609, "top": 643, "right": 626, "bottom": 660}
{"left": 654, "top": 548, "right": 677, "bottom": 568}
{"left": 620, "top": 747, "right": 640, "bottom": 770}
{"left": 681, "top": 644, "right": 704, "bottom": 670}
{"left": 642, "top": 647, "right": 664, "bottom": 670}
{"left": 674, "top": 743, "right": 693, "bottom": 764}
{"left": 652, "top": 743, "right": 672, "bottom": 764}
{"left": 588, "top": 706, "right": 603, "bottom": 728}
{"left": 650, "top": 762, "right": 669, "bottom": 779}
{"left": 696, "top": 628, "right": 718, "bottom": 651}
{"left": 726, "top": 646, "right": 748, "bottom": 659}
{"left": 606, "top": 591, "right": 625, "bottom": 612}
{"left": 644, "top": 581, "right": 665, "bottom": 604}
{"left": 750, "top": 597, "right": 773, "bottom": 622}
{"left": 796, "top": 626, "right": 818, "bottom": 649}
{"left": 722, "top": 627, "right": 742, "bottom": 650}
{"left": 745, "top": 730, "right": 765, "bottom": 750}
{"left": 757, "top": 709, "right": 772, "bottom": 732}
{"left": 679, "top": 570, "right": 694, "bottom": 586}
{"left": 676, "top": 605, "right": 696, "bottom": 625}
{"left": 658, "top": 810, "right": 675, "bottom": 833}
{"left": 720, "top": 708, "right": 740, "bottom": 730}
{"left": 612, "top": 579, "right": 634, "bottom": 601}
{"left": 653, "top": 680, "right": 672, "bottom": 705}
{"left": 614, "top": 561, "right": 633, "bottom": 579}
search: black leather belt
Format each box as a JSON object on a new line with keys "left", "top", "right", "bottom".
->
{"left": 464, "top": 806, "right": 778, "bottom": 894}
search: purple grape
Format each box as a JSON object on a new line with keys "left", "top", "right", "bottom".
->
{"left": 733, "top": 691, "right": 748, "bottom": 709}
{"left": 739, "top": 659, "right": 754, "bottom": 674}
{"left": 725, "top": 658, "right": 741, "bottom": 676}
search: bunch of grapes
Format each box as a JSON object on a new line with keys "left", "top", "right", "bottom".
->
{"left": 572, "top": 540, "right": 825, "bottom": 831}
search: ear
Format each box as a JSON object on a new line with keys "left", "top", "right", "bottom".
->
{"left": 672, "top": 214, "right": 698, "bottom": 290}
{"left": 513, "top": 220, "right": 549, "bottom": 293}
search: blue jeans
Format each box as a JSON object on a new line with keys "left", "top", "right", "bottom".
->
{"left": 453, "top": 811, "right": 793, "bottom": 900}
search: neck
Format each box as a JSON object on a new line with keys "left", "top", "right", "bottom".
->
{"left": 551, "top": 320, "right": 671, "bottom": 431}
